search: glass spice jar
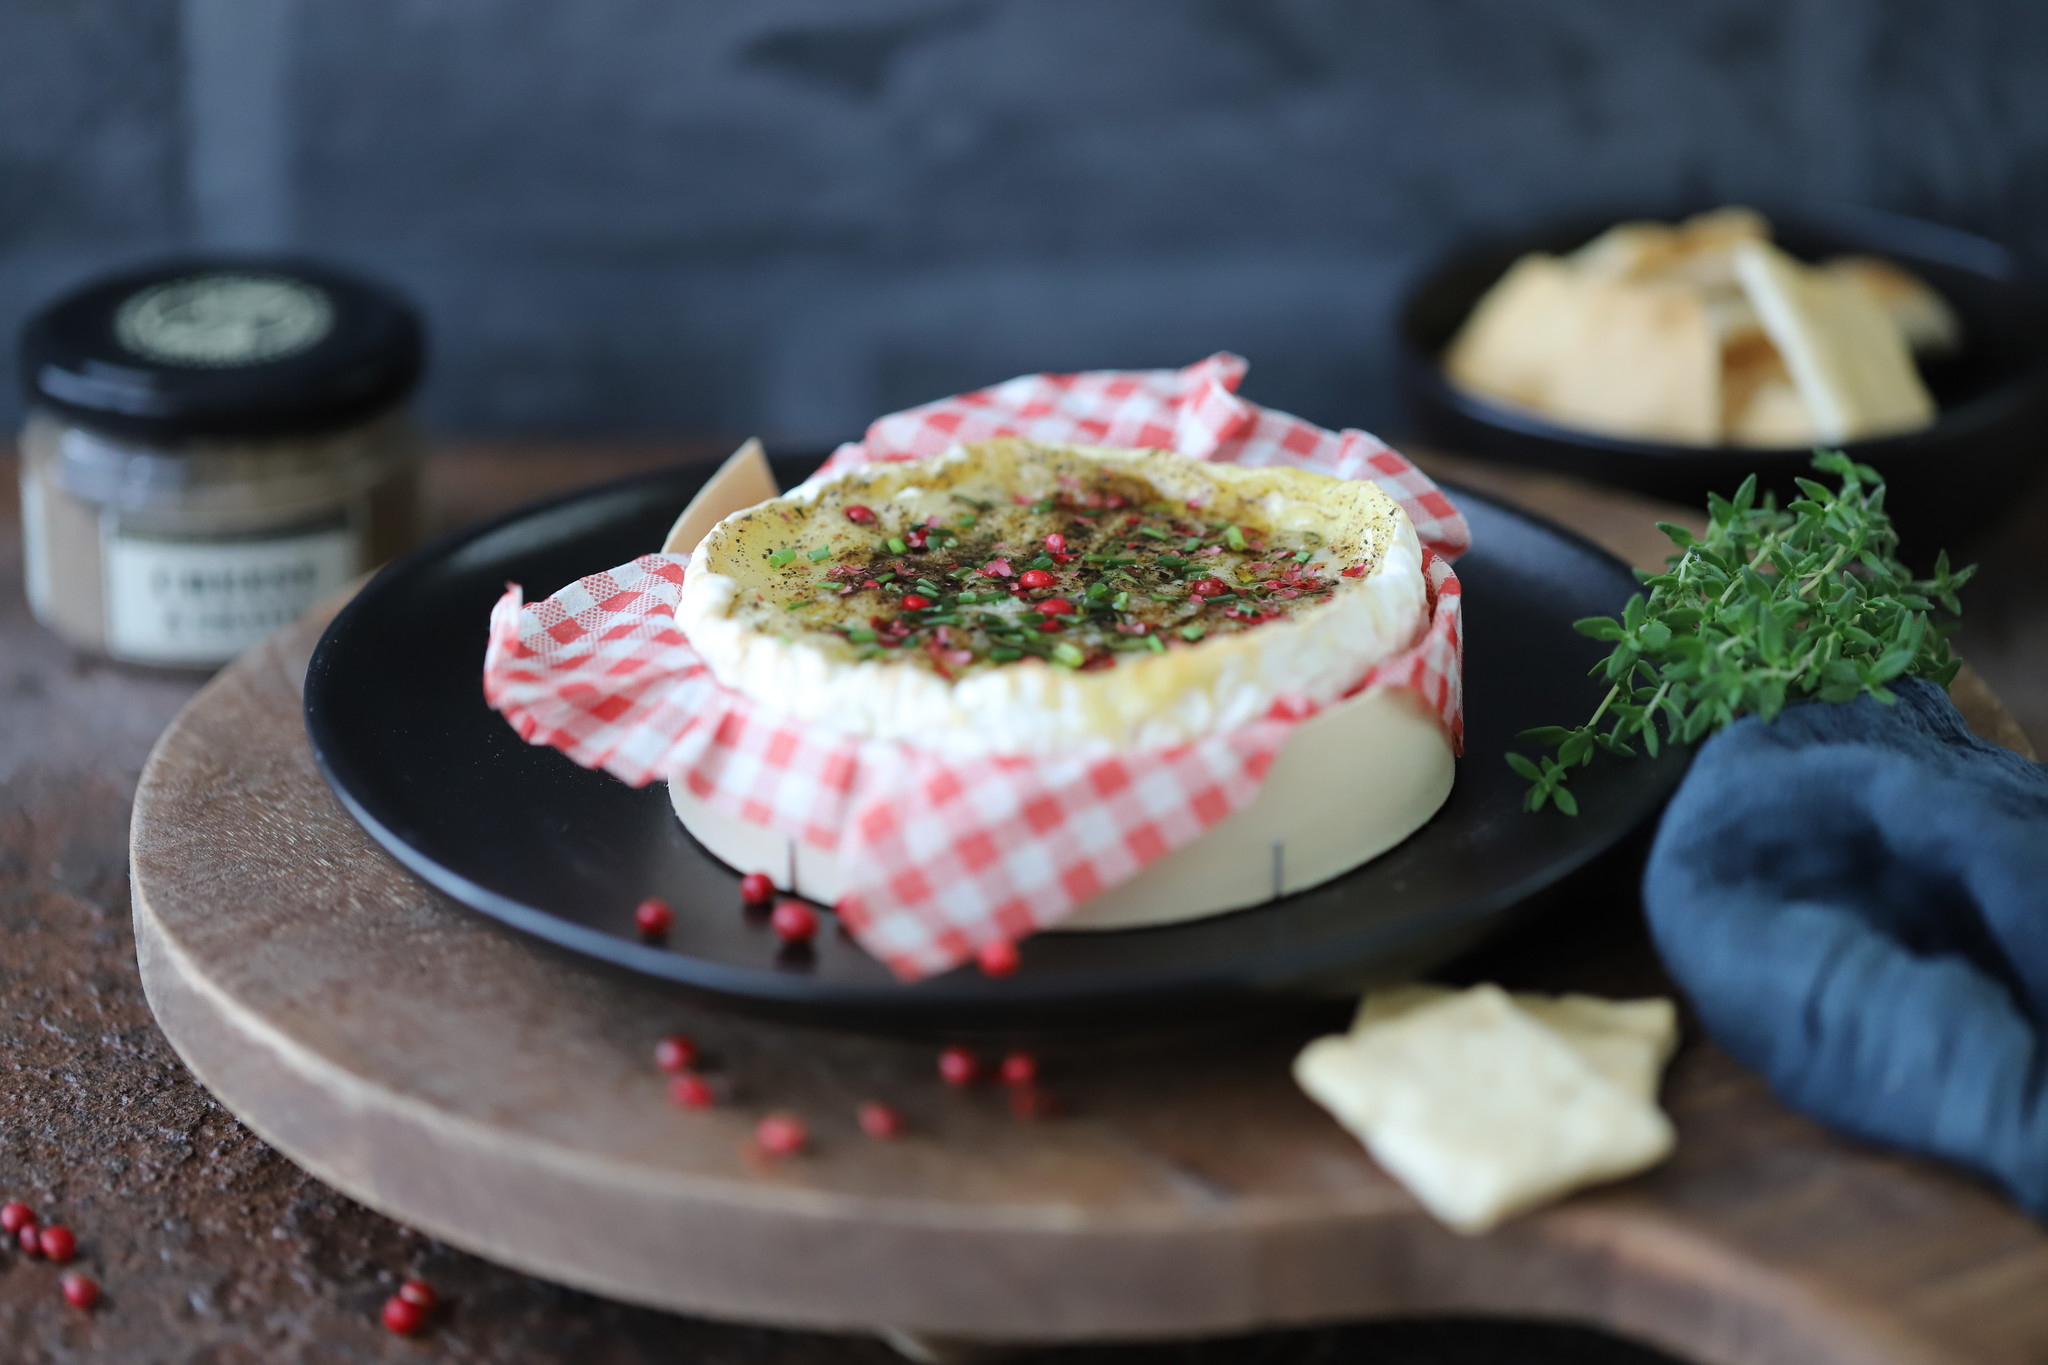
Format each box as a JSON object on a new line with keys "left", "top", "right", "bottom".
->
{"left": 17, "top": 257, "right": 425, "bottom": 668}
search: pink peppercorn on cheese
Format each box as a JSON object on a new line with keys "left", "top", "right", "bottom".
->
{"left": 675, "top": 437, "right": 1427, "bottom": 758}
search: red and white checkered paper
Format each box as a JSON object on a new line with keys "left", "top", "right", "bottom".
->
{"left": 484, "top": 354, "right": 1466, "bottom": 979}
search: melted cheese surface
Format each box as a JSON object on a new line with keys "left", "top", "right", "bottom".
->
{"left": 676, "top": 438, "right": 1428, "bottom": 755}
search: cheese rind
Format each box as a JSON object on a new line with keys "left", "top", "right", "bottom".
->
{"left": 668, "top": 682, "right": 1456, "bottom": 930}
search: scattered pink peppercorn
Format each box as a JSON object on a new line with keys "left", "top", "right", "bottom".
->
{"left": 669, "top": 1073, "right": 717, "bottom": 1109}
{"left": 382, "top": 1292, "right": 428, "bottom": 1335}
{"left": 1044, "top": 533, "right": 1066, "bottom": 553}
{"left": 739, "top": 871, "right": 775, "bottom": 906}
{"left": 634, "top": 898, "right": 675, "bottom": 939}
{"left": 755, "top": 1112, "right": 808, "bottom": 1157}
{"left": 770, "top": 899, "right": 818, "bottom": 944}
{"left": 937, "top": 1045, "right": 981, "bottom": 1087}
{"left": 901, "top": 594, "right": 932, "bottom": 611}
{"left": 19, "top": 1224, "right": 40, "bottom": 1256}
{"left": 1017, "top": 569, "right": 1055, "bottom": 590}
{"left": 1037, "top": 597, "right": 1074, "bottom": 616}
{"left": 980, "top": 558, "right": 1013, "bottom": 578}
{"left": 0, "top": 1202, "right": 32, "bottom": 1234}
{"left": 976, "top": 938, "right": 1020, "bottom": 978}
{"left": 60, "top": 1272, "right": 99, "bottom": 1311}
{"left": 38, "top": 1225, "right": 75, "bottom": 1263}
{"left": 398, "top": 1278, "right": 438, "bottom": 1311}
{"left": 654, "top": 1035, "right": 698, "bottom": 1073}
{"left": 998, "top": 1051, "right": 1038, "bottom": 1088}
{"left": 844, "top": 505, "right": 877, "bottom": 525}
{"left": 1010, "top": 1086, "right": 1059, "bottom": 1122}
{"left": 1190, "top": 577, "right": 1231, "bottom": 598}
{"left": 904, "top": 528, "right": 929, "bottom": 550}
{"left": 858, "top": 1102, "right": 905, "bottom": 1139}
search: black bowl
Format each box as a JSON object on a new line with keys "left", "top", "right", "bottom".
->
{"left": 1397, "top": 204, "right": 2048, "bottom": 562}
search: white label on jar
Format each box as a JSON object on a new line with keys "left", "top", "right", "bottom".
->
{"left": 103, "top": 525, "right": 359, "bottom": 665}
{"left": 20, "top": 468, "right": 50, "bottom": 617}
{"left": 114, "top": 274, "right": 334, "bottom": 367}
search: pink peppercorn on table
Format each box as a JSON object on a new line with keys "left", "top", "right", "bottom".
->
{"left": 6, "top": 441, "right": 2047, "bottom": 1363}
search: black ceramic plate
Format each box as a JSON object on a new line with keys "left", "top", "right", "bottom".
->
{"left": 1398, "top": 203, "right": 2048, "bottom": 561}
{"left": 305, "top": 455, "right": 1687, "bottom": 1029}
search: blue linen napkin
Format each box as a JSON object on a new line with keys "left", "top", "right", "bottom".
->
{"left": 1642, "top": 676, "right": 2048, "bottom": 1213}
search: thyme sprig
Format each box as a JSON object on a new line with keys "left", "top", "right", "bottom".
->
{"left": 1512, "top": 451, "right": 1973, "bottom": 815}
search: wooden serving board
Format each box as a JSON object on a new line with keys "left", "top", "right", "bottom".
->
{"left": 129, "top": 493, "right": 2048, "bottom": 1365}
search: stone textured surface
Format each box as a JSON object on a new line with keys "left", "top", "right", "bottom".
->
{"left": 3, "top": 1, "right": 2048, "bottom": 441}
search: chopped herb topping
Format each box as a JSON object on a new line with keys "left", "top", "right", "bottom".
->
{"left": 758, "top": 466, "right": 1359, "bottom": 676}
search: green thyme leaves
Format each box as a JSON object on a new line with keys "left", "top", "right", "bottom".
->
{"left": 1512, "top": 452, "right": 1973, "bottom": 815}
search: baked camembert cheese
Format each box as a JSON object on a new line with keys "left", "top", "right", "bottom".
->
{"left": 676, "top": 438, "right": 1428, "bottom": 756}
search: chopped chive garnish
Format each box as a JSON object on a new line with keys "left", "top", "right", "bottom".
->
{"left": 886, "top": 537, "right": 908, "bottom": 555}
{"left": 952, "top": 492, "right": 993, "bottom": 511}
{"left": 807, "top": 546, "right": 833, "bottom": 562}
{"left": 1223, "top": 525, "right": 1246, "bottom": 550}
{"left": 1051, "top": 642, "right": 1086, "bottom": 668}
{"left": 1112, "top": 591, "right": 1130, "bottom": 610}
{"left": 915, "top": 579, "right": 941, "bottom": 595}
{"left": 875, "top": 572, "right": 897, "bottom": 584}
{"left": 1150, "top": 592, "right": 1180, "bottom": 602}
{"left": 1146, "top": 634, "right": 1166, "bottom": 653}
{"left": 1028, "top": 554, "right": 1056, "bottom": 570}
{"left": 1085, "top": 581, "right": 1110, "bottom": 600}
{"left": 989, "top": 646, "right": 1023, "bottom": 662}
{"left": 1182, "top": 537, "right": 1204, "bottom": 552}
{"left": 1293, "top": 549, "right": 1312, "bottom": 563}
{"left": 1032, "top": 500, "right": 1056, "bottom": 514}
{"left": 768, "top": 548, "right": 797, "bottom": 568}
{"left": 1180, "top": 624, "right": 1206, "bottom": 641}
{"left": 846, "top": 627, "right": 877, "bottom": 643}
{"left": 785, "top": 598, "right": 812, "bottom": 610}
{"left": 1136, "top": 526, "right": 1170, "bottom": 540}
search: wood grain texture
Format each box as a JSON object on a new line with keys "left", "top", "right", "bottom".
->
{"left": 128, "top": 460, "right": 2048, "bottom": 1363}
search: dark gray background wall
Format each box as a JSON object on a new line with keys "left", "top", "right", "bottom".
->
{"left": 5, "top": 0, "right": 2047, "bottom": 444}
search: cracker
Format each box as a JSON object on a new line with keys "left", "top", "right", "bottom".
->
{"left": 1354, "top": 985, "right": 1678, "bottom": 1101}
{"left": 1541, "top": 278, "right": 1721, "bottom": 444}
{"left": 1825, "top": 255, "right": 1962, "bottom": 355}
{"left": 1721, "top": 332, "right": 1820, "bottom": 448}
{"left": 1442, "top": 253, "right": 1578, "bottom": 408}
{"left": 1734, "top": 241, "right": 1935, "bottom": 443}
{"left": 1298, "top": 985, "right": 1674, "bottom": 1233}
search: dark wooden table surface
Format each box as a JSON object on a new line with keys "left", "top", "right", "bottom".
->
{"left": 1, "top": 440, "right": 2041, "bottom": 1365}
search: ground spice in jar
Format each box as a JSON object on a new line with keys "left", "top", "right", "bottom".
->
{"left": 17, "top": 259, "right": 425, "bottom": 668}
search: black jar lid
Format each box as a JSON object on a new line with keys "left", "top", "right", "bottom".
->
{"left": 19, "top": 256, "right": 424, "bottom": 441}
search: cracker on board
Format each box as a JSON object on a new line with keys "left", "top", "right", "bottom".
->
{"left": 1296, "top": 985, "right": 1675, "bottom": 1234}
{"left": 1735, "top": 241, "right": 1936, "bottom": 443}
{"left": 1354, "top": 985, "right": 1678, "bottom": 1102}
